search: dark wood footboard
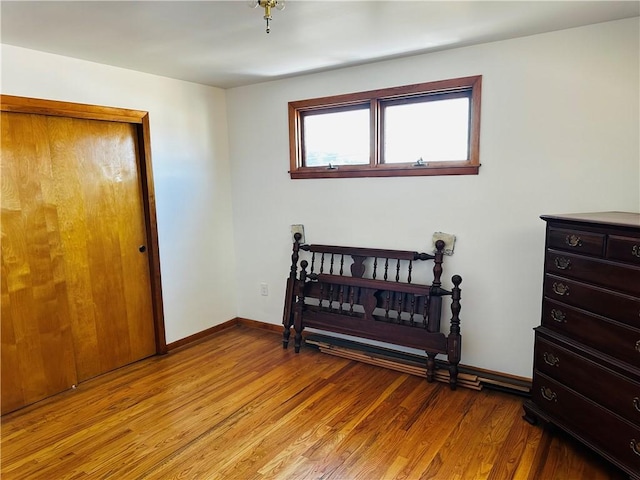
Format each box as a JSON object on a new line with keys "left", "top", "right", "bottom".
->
{"left": 282, "top": 233, "right": 463, "bottom": 389}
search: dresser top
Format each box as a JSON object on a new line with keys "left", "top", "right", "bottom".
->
{"left": 541, "top": 211, "right": 640, "bottom": 229}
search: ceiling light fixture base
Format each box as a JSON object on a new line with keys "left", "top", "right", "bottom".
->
{"left": 249, "top": 0, "right": 285, "bottom": 34}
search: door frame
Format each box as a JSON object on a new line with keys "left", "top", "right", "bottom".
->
{"left": 1, "top": 94, "right": 167, "bottom": 354}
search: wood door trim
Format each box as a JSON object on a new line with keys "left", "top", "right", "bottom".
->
{"left": 1, "top": 95, "right": 147, "bottom": 123}
{"left": 2, "top": 95, "right": 167, "bottom": 355}
{"left": 139, "top": 114, "right": 167, "bottom": 354}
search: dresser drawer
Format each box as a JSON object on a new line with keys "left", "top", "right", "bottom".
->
{"left": 548, "top": 227, "right": 605, "bottom": 256}
{"left": 608, "top": 235, "right": 640, "bottom": 266}
{"left": 532, "top": 372, "right": 640, "bottom": 473}
{"left": 546, "top": 249, "right": 640, "bottom": 296}
{"left": 535, "top": 335, "right": 640, "bottom": 425}
{"left": 544, "top": 274, "right": 640, "bottom": 328}
{"left": 542, "top": 300, "right": 640, "bottom": 368}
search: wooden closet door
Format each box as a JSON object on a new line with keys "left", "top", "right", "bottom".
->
{"left": 47, "top": 114, "right": 157, "bottom": 381}
{"left": 1, "top": 111, "right": 157, "bottom": 413}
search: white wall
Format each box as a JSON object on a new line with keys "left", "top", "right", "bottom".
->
{"left": 3, "top": 18, "right": 638, "bottom": 377}
{"left": 226, "top": 18, "right": 640, "bottom": 378}
{"left": 1, "top": 44, "right": 238, "bottom": 344}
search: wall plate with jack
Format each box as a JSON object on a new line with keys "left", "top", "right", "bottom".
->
{"left": 291, "top": 224, "right": 305, "bottom": 243}
{"left": 432, "top": 232, "right": 456, "bottom": 255}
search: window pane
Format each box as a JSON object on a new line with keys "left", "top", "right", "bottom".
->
{"left": 303, "top": 108, "right": 370, "bottom": 167}
{"left": 383, "top": 97, "right": 469, "bottom": 164}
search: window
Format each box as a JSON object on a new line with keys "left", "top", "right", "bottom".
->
{"left": 288, "top": 75, "right": 481, "bottom": 179}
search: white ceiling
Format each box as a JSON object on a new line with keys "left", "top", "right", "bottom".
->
{"left": 2, "top": 1, "right": 639, "bottom": 89}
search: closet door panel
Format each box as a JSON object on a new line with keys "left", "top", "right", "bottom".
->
{"left": 1, "top": 113, "right": 78, "bottom": 414}
{"left": 46, "top": 116, "right": 156, "bottom": 381}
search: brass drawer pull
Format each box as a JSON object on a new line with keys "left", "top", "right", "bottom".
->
{"left": 633, "top": 397, "right": 640, "bottom": 413}
{"left": 636, "top": 340, "right": 640, "bottom": 353}
{"left": 554, "top": 257, "right": 571, "bottom": 270}
{"left": 552, "top": 282, "right": 570, "bottom": 296}
{"left": 633, "top": 245, "right": 640, "bottom": 258}
{"left": 541, "top": 386, "right": 557, "bottom": 402}
{"left": 565, "top": 235, "right": 583, "bottom": 247}
{"left": 550, "top": 309, "right": 566, "bottom": 323}
{"left": 543, "top": 352, "right": 560, "bottom": 367}
{"left": 631, "top": 439, "right": 640, "bottom": 456}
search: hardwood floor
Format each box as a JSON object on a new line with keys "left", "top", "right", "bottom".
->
{"left": 1, "top": 326, "right": 626, "bottom": 479}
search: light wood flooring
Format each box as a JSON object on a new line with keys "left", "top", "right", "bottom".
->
{"left": 1, "top": 326, "right": 626, "bottom": 479}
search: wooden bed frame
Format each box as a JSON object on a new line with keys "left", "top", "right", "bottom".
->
{"left": 282, "top": 233, "right": 463, "bottom": 389}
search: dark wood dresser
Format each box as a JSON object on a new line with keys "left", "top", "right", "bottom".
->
{"left": 523, "top": 212, "right": 640, "bottom": 479}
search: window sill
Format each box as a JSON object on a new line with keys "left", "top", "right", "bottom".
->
{"left": 290, "top": 164, "right": 480, "bottom": 179}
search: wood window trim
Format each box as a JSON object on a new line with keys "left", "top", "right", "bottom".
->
{"left": 288, "top": 75, "right": 482, "bottom": 179}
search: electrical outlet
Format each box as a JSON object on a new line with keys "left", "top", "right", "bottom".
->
{"left": 260, "top": 283, "right": 269, "bottom": 296}
{"left": 291, "top": 224, "right": 305, "bottom": 243}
